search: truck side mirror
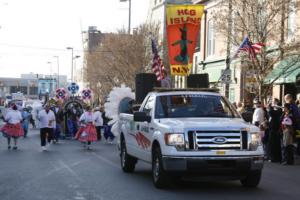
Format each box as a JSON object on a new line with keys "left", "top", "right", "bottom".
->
{"left": 134, "top": 111, "right": 151, "bottom": 123}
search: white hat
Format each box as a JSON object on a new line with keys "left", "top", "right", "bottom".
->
{"left": 282, "top": 117, "right": 292, "bottom": 126}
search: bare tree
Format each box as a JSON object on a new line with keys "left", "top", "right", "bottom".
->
{"left": 84, "top": 23, "right": 160, "bottom": 101}
{"left": 213, "top": 0, "right": 300, "bottom": 101}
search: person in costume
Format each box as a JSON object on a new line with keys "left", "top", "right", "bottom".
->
{"left": 93, "top": 107, "right": 103, "bottom": 141}
{"left": 21, "top": 107, "right": 31, "bottom": 138}
{"left": 38, "top": 104, "right": 56, "bottom": 151}
{"left": 75, "top": 106, "right": 97, "bottom": 150}
{"left": 51, "top": 101, "right": 64, "bottom": 143}
{"left": 0, "top": 103, "right": 24, "bottom": 150}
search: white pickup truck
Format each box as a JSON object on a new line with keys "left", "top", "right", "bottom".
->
{"left": 118, "top": 89, "right": 264, "bottom": 188}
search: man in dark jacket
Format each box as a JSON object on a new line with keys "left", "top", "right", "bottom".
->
{"left": 267, "top": 98, "right": 282, "bottom": 162}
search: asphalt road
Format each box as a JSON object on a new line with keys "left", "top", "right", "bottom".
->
{"left": 0, "top": 128, "right": 300, "bottom": 200}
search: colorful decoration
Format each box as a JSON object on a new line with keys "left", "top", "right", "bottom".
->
{"left": 166, "top": 4, "right": 204, "bottom": 76}
{"left": 56, "top": 88, "right": 67, "bottom": 100}
{"left": 68, "top": 82, "right": 79, "bottom": 95}
{"left": 104, "top": 84, "right": 135, "bottom": 136}
{"left": 81, "top": 88, "right": 92, "bottom": 100}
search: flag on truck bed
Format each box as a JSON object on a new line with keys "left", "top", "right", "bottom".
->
{"left": 151, "top": 39, "right": 165, "bottom": 81}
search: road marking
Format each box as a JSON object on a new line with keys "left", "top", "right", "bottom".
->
{"left": 58, "top": 159, "right": 83, "bottom": 182}
{"left": 91, "top": 152, "right": 120, "bottom": 169}
{"left": 1, "top": 158, "right": 89, "bottom": 200}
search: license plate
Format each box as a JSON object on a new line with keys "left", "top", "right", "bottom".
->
{"left": 216, "top": 150, "right": 226, "bottom": 155}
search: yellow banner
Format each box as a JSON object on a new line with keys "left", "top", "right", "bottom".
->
{"left": 166, "top": 4, "right": 204, "bottom": 76}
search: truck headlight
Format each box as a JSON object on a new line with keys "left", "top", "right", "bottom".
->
{"left": 249, "top": 132, "right": 262, "bottom": 151}
{"left": 164, "top": 133, "right": 185, "bottom": 146}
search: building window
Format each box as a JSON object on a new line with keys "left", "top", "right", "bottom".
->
{"left": 207, "top": 19, "right": 215, "bottom": 56}
{"left": 10, "top": 86, "right": 27, "bottom": 94}
{"left": 288, "top": 0, "right": 296, "bottom": 40}
{"left": 29, "top": 87, "right": 38, "bottom": 95}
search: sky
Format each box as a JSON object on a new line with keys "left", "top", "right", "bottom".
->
{"left": 0, "top": 0, "right": 150, "bottom": 79}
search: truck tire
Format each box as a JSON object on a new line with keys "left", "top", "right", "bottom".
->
{"left": 120, "top": 139, "right": 137, "bottom": 173}
{"left": 152, "top": 146, "right": 170, "bottom": 189}
{"left": 240, "top": 170, "right": 262, "bottom": 187}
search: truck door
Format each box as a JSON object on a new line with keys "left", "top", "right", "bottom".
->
{"left": 135, "top": 95, "right": 155, "bottom": 161}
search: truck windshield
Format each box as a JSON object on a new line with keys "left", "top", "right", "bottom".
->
{"left": 155, "top": 94, "right": 240, "bottom": 119}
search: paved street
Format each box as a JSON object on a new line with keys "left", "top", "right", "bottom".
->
{"left": 0, "top": 128, "right": 300, "bottom": 200}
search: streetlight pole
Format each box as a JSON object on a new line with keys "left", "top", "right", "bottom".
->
{"left": 47, "top": 61, "right": 52, "bottom": 78}
{"left": 53, "top": 56, "right": 60, "bottom": 88}
{"left": 66, "top": 47, "right": 74, "bottom": 82}
{"left": 73, "top": 55, "right": 80, "bottom": 82}
{"left": 120, "top": 0, "right": 131, "bottom": 34}
{"left": 47, "top": 61, "right": 53, "bottom": 94}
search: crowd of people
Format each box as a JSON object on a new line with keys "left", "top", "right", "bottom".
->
{"left": 235, "top": 94, "right": 300, "bottom": 165}
{"left": 1, "top": 94, "right": 300, "bottom": 164}
{"left": 0, "top": 102, "right": 115, "bottom": 151}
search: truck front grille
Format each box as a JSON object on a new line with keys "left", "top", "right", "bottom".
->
{"left": 188, "top": 130, "right": 246, "bottom": 150}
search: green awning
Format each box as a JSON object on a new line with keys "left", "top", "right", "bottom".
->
{"left": 264, "top": 56, "right": 300, "bottom": 84}
{"left": 199, "top": 61, "right": 226, "bottom": 82}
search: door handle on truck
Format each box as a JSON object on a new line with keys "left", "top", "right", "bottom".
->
{"left": 150, "top": 127, "right": 154, "bottom": 131}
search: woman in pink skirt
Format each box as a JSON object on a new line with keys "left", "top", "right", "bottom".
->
{"left": 75, "top": 106, "right": 97, "bottom": 150}
{"left": 0, "top": 104, "right": 24, "bottom": 150}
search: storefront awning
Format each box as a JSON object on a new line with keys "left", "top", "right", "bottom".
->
{"left": 264, "top": 56, "right": 300, "bottom": 84}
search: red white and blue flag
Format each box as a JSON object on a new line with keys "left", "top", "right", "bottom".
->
{"left": 151, "top": 39, "right": 165, "bottom": 81}
{"left": 234, "top": 37, "right": 264, "bottom": 60}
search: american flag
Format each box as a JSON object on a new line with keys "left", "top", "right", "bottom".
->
{"left": 151, "top": 39, "right": 165, "bottom": 81}
{"left": 234, "top": 37, "right": 264, "bottom": 60}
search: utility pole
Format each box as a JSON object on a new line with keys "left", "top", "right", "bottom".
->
{"left": 120, "top": 0, "right": 131, "bottom": 34}
{"left": 66, "top": 47, "right": 74, "bottom": 82}
{"left": 54, "top": 56, "right": 60, "bottom": 88}
{"left": 225, "top": 0, "right": 233, "bottom": 99}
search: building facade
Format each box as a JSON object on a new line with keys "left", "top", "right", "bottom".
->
{"left": 192, "top": 0, "right": 300, "bottom": 104}
{"left": 0, "top": 77, "right": 38, "bottom": 99}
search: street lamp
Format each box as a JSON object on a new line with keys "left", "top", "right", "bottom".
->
{"left": 47, "top": 61, "right": 53, "bottom": 94}
{"left": 66, "top": 47, "right": 74, "bottom": 82}
{"left": 120, "top": 0, "right": 131, "bottom": 34}
{"left": 73, "top": 55, "right": 80, "bottom": 82}
{"left": 47, "top": 61, "right": 52, "bottom": 78}
{"left": 53, "top": 56, "right": 60, "bottom": 88}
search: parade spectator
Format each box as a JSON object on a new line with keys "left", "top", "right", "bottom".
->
{"left": 259, "top": 122, "right": 269, "bottom": 159}
{"left": 267, "top": 98, "right": 282, "bottom": 162}
{"left": 0, "top": 103, "right": 24, "bottom": 150}
{"left": 93, "top": 107, "right": 103, "bottom": 141}
{"left": 252, "top": 101, "right": 265, "bottom": 127}
{"left": 38, "top": 104, "right": 56, "bottom": 151}
{"left": 281, "top": 104, "right": 294, "bottom": 165}
{"left": 21, "top": 107, "right": 31, "bottom": 138}
{"left": 161, "top": 70, "right": 171, "bottom": 88}
{"left": 284, "top": 94, "right": 300, "bottom": 155}
{"left": 236, "top": 102, "right": 245, "bottom": 114}
{"left": 75, "top": 106, "right": 97, "bottom": 150}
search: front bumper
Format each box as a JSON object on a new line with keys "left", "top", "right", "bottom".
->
{"left": 162, "top": 156, "right": 264, "bottom": 178}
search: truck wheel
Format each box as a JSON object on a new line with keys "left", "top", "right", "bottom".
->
{"left": 240, "top": 170, "right": 262, "bottom": 187}
{"left": 120, "top": 139, "right": 137, "bottom": 173}
{"left": 152, "top": 147, "right": 170, "bottom": 189}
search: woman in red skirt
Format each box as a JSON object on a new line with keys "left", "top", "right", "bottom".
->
{"left": 0, "top": 104, "right": 24, "bottom": 150}
{"left": 75, "top": 106, "right": 97, "bottom": 150}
